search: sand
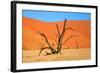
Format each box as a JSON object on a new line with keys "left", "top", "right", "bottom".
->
{"left": 22, "top": 48, "right": 90, "bottom": 63}
{"left": 22, "top": 17, "right": 90, "bottom": 50}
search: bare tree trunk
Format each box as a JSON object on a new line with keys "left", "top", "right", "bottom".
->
{"left": 56, "top": 20, "right": 67, "bottom": 53}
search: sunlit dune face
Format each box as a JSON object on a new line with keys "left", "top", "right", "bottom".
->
{"left": 22, "top": 17, "right": 90, "bottom": 50}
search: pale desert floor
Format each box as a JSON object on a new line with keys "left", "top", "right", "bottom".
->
{"left": 22, "top": 49, "right": 90, "bottom": 63}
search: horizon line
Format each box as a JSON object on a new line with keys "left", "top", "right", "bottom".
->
{"left": 23, "top": 16, "right": 90, "bottom": 22}
{"left": 23, "top": 10, "right": 91, "bottom": 22}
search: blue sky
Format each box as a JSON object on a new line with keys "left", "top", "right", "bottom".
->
{"left": 23, "top": 10, "right": 91, "bottom": 22}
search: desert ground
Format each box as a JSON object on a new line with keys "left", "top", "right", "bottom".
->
{"left": 23, "top": 48, "right": 90, "bottom": 63}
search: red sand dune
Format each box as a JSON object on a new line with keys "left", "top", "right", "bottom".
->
{"left": 22, "top": 17, "right": 91, "bottom": 50}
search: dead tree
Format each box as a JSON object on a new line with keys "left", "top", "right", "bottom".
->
{"left": 38, "top": 19, "right": 78, "bottom": 56}
{"left": 55, "top": 20, "right": 76, "bottom": 54}
{"left": 38, "top": 32, "right": 57, "bottom": 55}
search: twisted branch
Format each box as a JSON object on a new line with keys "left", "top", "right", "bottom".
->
{"left": 62, "top": 35, "right": 78, "bottom": 45}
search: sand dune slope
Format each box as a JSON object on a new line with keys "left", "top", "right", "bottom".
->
{"left": 22, "top": 17, "right": 90, "bottom": 50}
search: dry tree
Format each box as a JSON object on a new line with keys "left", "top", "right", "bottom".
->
{"left": 38, "top": 19, "right": 78, "bottom": 56}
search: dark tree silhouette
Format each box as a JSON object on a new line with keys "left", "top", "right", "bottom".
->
{"left": 38, "top": 19, "right": 78, "bottom": 56}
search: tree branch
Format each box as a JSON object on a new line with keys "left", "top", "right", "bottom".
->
{"left": 56, "top": 24, "right": 60, "bottom": 37}
{"left": 39, "top": 47, "right": 50, "bottom": 56}
{"left": 38, "top": 31, "right": 57, "bottom": 55}
{"left": 38, "top": 31, "right": 52, "bottom": 48}
{"left": 62, "top": 35, "right": 78, "bottom": 45}
{"left": 65, "top": 27, "right": 75, "bottom": 31}
{"left": 54, "top": 33, "right": 59, "bottom": 38}
{"left": 54, "top": 39, "right": 57, "bottom": 45}
{"left": 75, "top": 40, "right": 79, "bottom": 49}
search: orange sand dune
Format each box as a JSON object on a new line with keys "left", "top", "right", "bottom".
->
{"left": 22, "top": 17, "right": 90, "bottom": 50}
